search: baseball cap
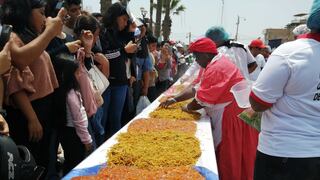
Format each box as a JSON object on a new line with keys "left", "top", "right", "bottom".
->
{"left": 176, "top": 43, "right": 183, "bottom": 48}
{"left": 249, "top": 39, "right": 266, "bottom": 49}
{"left": 292, "top": 24, "right": 310, "bottom": 36}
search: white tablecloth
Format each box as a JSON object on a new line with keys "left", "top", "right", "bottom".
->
{"left": 63, "top": 82, "right": 218, "bottom": 179}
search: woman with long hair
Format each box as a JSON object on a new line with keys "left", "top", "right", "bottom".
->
{"left": 99, "top": 2, "right": 137, "bottom": 138}
{"left": 1, "top": 0, "right": 65, "bottom": 178}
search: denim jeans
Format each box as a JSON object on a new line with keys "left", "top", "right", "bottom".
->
{"left": 102, "top": 85, "right": 128, "bottom": 139}
{"left": 90, "top": 106, "right": 104, "bottom": 146}
{"left": 121, "top": 86, "right": 135, "bottom": 128}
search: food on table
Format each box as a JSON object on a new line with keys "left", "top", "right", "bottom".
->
{"left": 71, "top": 175, "right": 97, "bottom": 180}
{"left": 150, "top": 106, "right": 201, "bottom": 121}
{"left": 152, "top": 99, "right": 201, "bottom": 121}
{"left": 107, "top": 131, "right": 201, "bottom": 169}
{"left": 128, "top": 118, "right": 197, "bottom": 135}
{"left": 72, "top": 166, "right": 205, "bottom": 180}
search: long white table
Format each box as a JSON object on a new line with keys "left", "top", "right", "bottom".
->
{"left": 63, "top": 84, "right": 219, "bottom": 180}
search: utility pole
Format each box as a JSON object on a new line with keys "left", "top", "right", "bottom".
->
{"left": 221, "top": 0, "right": 224, "bottom": 25}
{"left": 235, "top": 15, "right": 240, "bottom": 41}
{"left": 235, "top": 15, "right": 246, "bottom": 41}
{"left": 186, "top": 32, "right": 191, "bottom": 44}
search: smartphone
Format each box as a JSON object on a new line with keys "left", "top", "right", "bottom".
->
{"left": 0, "top": 24, "right": 12, "bottom": 49}
{"left": 135, "top": 37, "right": 142, "bottom": 47}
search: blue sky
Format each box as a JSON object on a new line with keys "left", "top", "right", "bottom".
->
{"left": 83, "top": 0, "right": 313, "bottom": 44}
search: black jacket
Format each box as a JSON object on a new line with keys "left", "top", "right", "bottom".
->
{"left": 100, "top": 27, "right": 135, "bottom": 86}
{"left": 136, "top": 36, "right": 149, "bottom": 59}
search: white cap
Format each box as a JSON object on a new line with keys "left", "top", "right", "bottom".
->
{"left": 265, "top": 45, "right": 272, "bottom": 53}
{"left": 292, "top": 24, "right": 310, "bottom": 36}
{"left": 176, "top": 43, "right": 183, "bottom": 48}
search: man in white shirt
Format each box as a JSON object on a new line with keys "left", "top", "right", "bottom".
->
{"left": 248, "top": 39, "right": 266, "bottom": 81}
{"left": 62, "top": 0, "right": 82, "bottom": 36}
{"left": 205, "top": 26, "right": 257, "bottom": 80}
{"left": 250, "top": 1, "right": 320, "bottom": 178}
{"left": 261, "top": 45, "right": 271, "bottom": 61}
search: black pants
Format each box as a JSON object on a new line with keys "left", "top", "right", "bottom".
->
{"left": 156, "top": 79, "right": 171, "bottom": 97}
{"left": 121, "top": 86, "right": 135, "bottom": 127}
{"left": 147, "top": 86, "right": 157, "bottom": 102}
{"left": 59, "top": 127, "right": 86, "bottom": 175}
{"left": 5, "top": 94, "right": 55, "bottom": 179}
{"left": 254, "top": 151, "right": 320, "bottom": 180}
{"left": 132, "top": 80, "right": 143, "bottom": 108}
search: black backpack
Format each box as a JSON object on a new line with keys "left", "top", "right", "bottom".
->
{"left": 0, "top": 135, "right": 44, "bottom": 180}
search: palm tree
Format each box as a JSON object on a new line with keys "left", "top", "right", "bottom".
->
{"left": 154, "top": 0, "right": 163, "bottom": 38}
{"left": 162, "top": 0, "right": 171, "bottom": 41}
{"left": 100, "top": 0, "right": 112, "bottom": 15}
{"left": 119, "top": 0, "right": 130, "bottom": 6}
{"left": 162, "top": 0, "right": 186, "bottom": 40}
{"left": 149, "top": 0, "right": 154, "bottom": 34}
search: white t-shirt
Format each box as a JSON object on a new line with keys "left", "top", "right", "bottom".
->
{"left": 252, "top": 38, "right": 320, "bottom": 158}
{"left": 218, "top": 43, "right": 256, "bottom": 80}
{"left": 249, "top": 54, "right": 265, "bottom": 81}
{"left": 63, "top": 25, "right": 75, "bottom": 37}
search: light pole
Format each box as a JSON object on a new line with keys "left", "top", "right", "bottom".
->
{"left": 235, "top": 15, "right": 246, "bottom": 41}
{"left": 221, "top": 0, "right": 224, "bottom": 25}
{"left": 186, "top": 32, "right": 191, "bottom": 44}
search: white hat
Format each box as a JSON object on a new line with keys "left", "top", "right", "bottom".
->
{"left": 176, "top": 43, "right": 183, "bottom": 48}
{"left": 265, "top": 45, "right": 272, "bottom": 53}
{"left": 292, "top": 24, "right": 310, "bottom": 36}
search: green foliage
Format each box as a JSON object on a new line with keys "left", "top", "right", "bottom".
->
{"left": 154, "top": 0, "right": 186, "bottom": 15}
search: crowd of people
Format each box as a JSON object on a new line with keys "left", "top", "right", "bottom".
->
{"left": 0, "top": 0, "right": 191, "bottom": 179}
{"left": 0, "top": 0, "right": 319, "bottom": 180}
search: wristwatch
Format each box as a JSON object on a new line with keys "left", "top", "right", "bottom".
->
{"left": 0, "top": 108, "right": 7, "bottom": 117}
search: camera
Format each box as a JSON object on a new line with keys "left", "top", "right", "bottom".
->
{"left": 0, "top": 24, "right": 12, "bottom": 50}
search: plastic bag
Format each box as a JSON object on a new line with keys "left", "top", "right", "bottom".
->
{"left": 238, "top": 108, "right": 262, "bottom": 131}
{"left": 136, "top": 96, "right": 150, "bottom": 115}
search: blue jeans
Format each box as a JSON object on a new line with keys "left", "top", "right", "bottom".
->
{"left": 102, "top": 85, "right": 128, "bottom": 139}
{"left": 91, "top": 106, "right": 105, "bottom": 146}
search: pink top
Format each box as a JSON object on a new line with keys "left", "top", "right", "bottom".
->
{"left": 196, "top": 55, "right": 243, "bottom": 105}
{"left": 75, "top": 49, "right": 98, "bottom": 117}
{"left": 4, "top": 33, "right": 59, "bottom": 103}
{"left": 66, "top": 89, "right": 92, "bottom": 144}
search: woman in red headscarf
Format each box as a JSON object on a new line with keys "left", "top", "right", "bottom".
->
{"left": 161, "top": 38, "right": 258, "bottom": 180}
